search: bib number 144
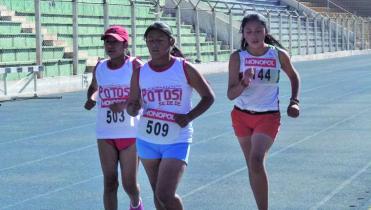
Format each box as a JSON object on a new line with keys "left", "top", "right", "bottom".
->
{"left": 251, "top": 69, "right": 279, "bottom": 83}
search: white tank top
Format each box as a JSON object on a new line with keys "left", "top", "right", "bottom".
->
{"left": 137, "top": 57, "right": 193, "bottom": 144}
{"left": 95, "top": 57, "right": 140, "bottom": 139}
{"left": 235, "top": 45, "right": 281, "bottom": 112}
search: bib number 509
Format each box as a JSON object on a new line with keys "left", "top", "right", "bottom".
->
{"left": 146, "top": 120, "right": 169, "bottom": 137}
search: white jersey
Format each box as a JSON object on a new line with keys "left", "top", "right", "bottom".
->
{"left": 95, "top": 57, "right": 140, "bottom": 139}
{"left": 137, "top": 57, "right": 193, "bottom": 144}
{"left": 235, "top": 45, "right": 281, "bottom": 112}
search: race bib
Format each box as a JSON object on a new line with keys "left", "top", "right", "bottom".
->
{"left": 244, "top": 58, "right": 279, "bottom": 84}
{"left": 250, "top": 68, "right": 279, "bottom": 84}
{"left": 138, "top": 109, "right": 181, "bottom": 143}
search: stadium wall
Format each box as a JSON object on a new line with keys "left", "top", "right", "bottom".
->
{"left": 1, "top": 49, "right": 371, "bottom": 101}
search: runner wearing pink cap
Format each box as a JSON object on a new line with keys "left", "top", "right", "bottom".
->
{"left": 85, "top": 25, "right": 144, "bottom": 210}
{"left": 101, "top": 25, "right": 130, "bottom": 42}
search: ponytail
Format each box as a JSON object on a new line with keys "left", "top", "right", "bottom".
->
{"left": 171, "top": 45, "right": 185, "bottom": 58}
{"left": 264, "top": 34, "right": 286, "bottom": 50}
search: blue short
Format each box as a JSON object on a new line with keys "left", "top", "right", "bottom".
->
{"left": 136, "top": 138, "right": 191, "bottom": 164}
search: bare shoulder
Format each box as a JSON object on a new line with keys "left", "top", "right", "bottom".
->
{"left": 183, "top": 59, "right": 199, "bottom": 75}
{"left": 229, "top": 50, "right": 241, "bottom": 75}
{"left": 132, "top": 57, "right": 144, "bottom": 70}
{"left": 276, "top": 47, "right": 298, "bottom": 76}
{"left": 183, "top": 59, "right": 209, "bottom": 84}
{"left": 229, "top": 50, "right": 240, "bottom": 62}
{"left": 276, "top": 48, "right": 291, "bottom": 65}
{"left": 133, "top": 56, "right": 144, "bottom": 65}
{"left": 92, "top": 60, "right": 101, "bottom": 77}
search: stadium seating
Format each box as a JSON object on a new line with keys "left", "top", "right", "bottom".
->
{"left": 0, "top": 0, "right": 231, "bottom": 79}
{"left": 0, "top": 0, "right": 358, "bottom": 81}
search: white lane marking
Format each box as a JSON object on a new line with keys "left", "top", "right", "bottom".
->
{"left": 0, "top": 123, "right": 95, "bottom": 145}
{"left": 2, "top": 81, "right": 371, "bottom": 172}
{"left": 3, "top": 69, "right": 366, "bottom": 145}
{"left": 309, "top": 160, "right": 371, "bottom": 210}
{"left": 0, "top": 131, "right": 235, "bottom": 208}
{"left": 0, "top": 144, "right": 96, "bottom": 172}
{"left": 0, "top": 175, "right": 102, "bottom": 210}
{"left": 0, "top": 131, "right": 231, "bottom": 172}
{"left": 182, "top": 108, "right": 370, "bottom": 199}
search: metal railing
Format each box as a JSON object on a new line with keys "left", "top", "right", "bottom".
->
{"left": 0, "top": 0, "right": 370, "bottom": 77}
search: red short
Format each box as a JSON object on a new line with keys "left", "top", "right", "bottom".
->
{"left": 231, "top": 107, "right": 281, "bottom": 140}
{"left": 105, "top": 138, "right": 136, "bottom": 151}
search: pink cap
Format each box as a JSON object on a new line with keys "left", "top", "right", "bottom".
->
{"left": 101, "top": 25, "right": 129, "bottom": 42}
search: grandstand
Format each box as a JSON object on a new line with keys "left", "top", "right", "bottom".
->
{"left": 298, "top": 0, "right": 371, "bottom": 17}
{"left": 0, "top": 0, "right": 370, "bottom": 95}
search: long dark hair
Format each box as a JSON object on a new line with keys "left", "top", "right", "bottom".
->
{"left": 240, "top": 13, "right": 285, "bottom": 50}
{"left": 170, "top": 45, "right": 185, "bottom": 58}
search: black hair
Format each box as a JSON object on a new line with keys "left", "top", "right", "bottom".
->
{"left": 144, "top": 21, "right": 185, "bottom": 58}
{"left": 144, "top": 21, "right": 174, "bottom": 40}
{"left": 240, "top": 13, "right": 285, "bottom": 50}
{"left": 170, "top": 45, "right": 185, "bottom": 58}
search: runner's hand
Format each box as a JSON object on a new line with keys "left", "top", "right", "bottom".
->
{"left": 127, "top": 100, "right": 142, "bottom": 116}
{"left": 109, "top": 101, "right": 127, "bottom": 113}
{"left": 241, "top": 68, "right": 254, "bottom": 87}
{"left": 84, "top": 99, "right": 96, "bottom": 110}
{"left": 287, "top": 103, "right": 300, "bottom": 118}
{"left": 174, "top": 113, "right": 192, "bottom": 128}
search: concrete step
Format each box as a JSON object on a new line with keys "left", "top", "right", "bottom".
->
{"left": 298, "top": 1, "right": 312, "bottom": 7}
{"left": 63, "top": 47, "right": 89, "bottom": 59}
{"left": 85, "top": 57, "right": 101, "bottom": 72}
{"left": 310, "top": 6, "right": 330, "bottom": 13}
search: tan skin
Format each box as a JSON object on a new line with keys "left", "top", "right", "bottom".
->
{"left": 84, "top": 36, "right": 142, "bottom": 210}
{"left": 227, "top": 21, "right": 300, "bottom": 210}
{"left": 127, "top": 29, "right": 214, "bottom": 210}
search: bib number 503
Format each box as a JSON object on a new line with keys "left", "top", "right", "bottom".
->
{"left": 106, "top": 110, "right": 125, "bottom": 123}
{"left": 146, "top": 120, "right": 169, "bottom": 137}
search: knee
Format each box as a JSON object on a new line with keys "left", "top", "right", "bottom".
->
{"left": 103, "top": 175, "right": 119, "bottom": 192}
{"left": 122, "top": 180, "right": 139, "bottom": 195}
{"left": 155, "top": 190, "right": 173, "bottom": 206}
{"left": 249, "top": 153, "right": 265, "bottom": 173}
